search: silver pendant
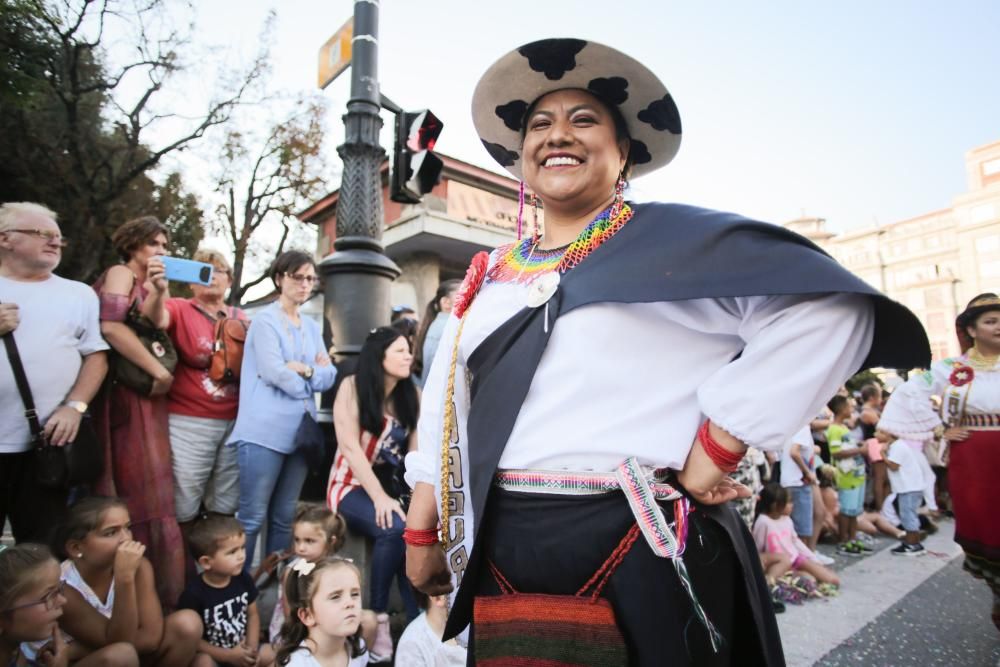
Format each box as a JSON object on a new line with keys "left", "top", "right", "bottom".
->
{"left": 525, "top": 271, "right": 560, "bottom": 308}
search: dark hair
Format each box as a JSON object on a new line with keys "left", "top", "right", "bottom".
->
{"left": 111, "top": 216, "right": 169, "bottom": 262}
{"left": 52, "top": 496, "right": 128, "bottom": 560}
{"left": 827, "top": 394, "right": 850, "bottom": 416}
{"left": 520, "top": 89, "right": 635, "bottom": 180}
{"left": 276, "top": 558, "right": 364, "bottom": 665}
{"left": 391, "top": 306, "right": 415, "bottom": 322}
{"left": 413, "top": 279, "right": 461, "bottom": 377}
{"left": 188, "top": 515, "right": 245, "bottom": 560}
{"left": 756, "top": 483, "right": 790, "bottom": 518}
{"left": 355, "top": 326, "right": 418, "bottom": 435}
{"left": 293, "top": 503, "right": 347, "bottom": 556}
{"left": 0, "top": 544, "right": 56, "bottom": 611}
{"left": 270, "top": 250, "right": 317, "bottom": 292}
{"left": 860, "top": 384, "right": 882, "bottom": 403}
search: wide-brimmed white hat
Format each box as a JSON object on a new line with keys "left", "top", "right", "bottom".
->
{"left": 471, "top": 38, "right": 681, "bottom": 180}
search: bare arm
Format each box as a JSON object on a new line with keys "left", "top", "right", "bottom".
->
{"left": 676, "top": 422, "right": 751, "bottom": 503}
{"left": 137, "top": 257, "right": 169, "bottom": 329}
{"left": 333, "top": 378, "right": 391, "bottom": 504}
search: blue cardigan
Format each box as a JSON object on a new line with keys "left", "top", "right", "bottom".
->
{"left": 228, "top": 302, "right": 336, "bottom": 453}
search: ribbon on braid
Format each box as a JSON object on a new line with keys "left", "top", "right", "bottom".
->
{"left": 615, "top": 457, "right": 724, "bottom": 652}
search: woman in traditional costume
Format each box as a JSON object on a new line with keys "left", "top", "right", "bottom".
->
{"left": 403, "top": 38, "right": 929, "bottom": 666}
{"left": 880, "top": 293, "right": 1000, "bottom": 631}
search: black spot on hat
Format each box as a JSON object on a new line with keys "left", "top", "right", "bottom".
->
{"left": 637, "top": 94, "right": 681, "bottom": 134}
{"left": 629, "top": 139, "right": 651, "bottom": 165}
{"left": 482, "top": 140, "right": 519, "bottom": 167}
{"left": 587, "top": 77, "right": 629, "bottom": 106}
{"left": 495, "top": 100, "right": 529, "bottom": 132}
{"left": 517, "top": 38, "right": 587, "bottom": 81}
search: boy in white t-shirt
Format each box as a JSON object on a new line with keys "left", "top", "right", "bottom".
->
{"left": 877, "top": 429, "right": 927, "bottom": 556}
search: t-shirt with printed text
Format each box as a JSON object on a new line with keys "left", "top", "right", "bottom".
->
{"left": 178, "top": 570, "right": 259, "bottom": 648}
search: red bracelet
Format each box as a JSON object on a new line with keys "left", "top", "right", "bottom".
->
{"left": 403, "top": 527, "right": 440, "bottom": 547}
{"left": 697, "top": 420, "right": 745, "bottom": 473}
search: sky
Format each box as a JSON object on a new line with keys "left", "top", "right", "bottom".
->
{"left": 143, "top": 0, "right": 1000, "bottom": 237}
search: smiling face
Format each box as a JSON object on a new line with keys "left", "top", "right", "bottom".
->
{"left": 968, "top": 309, "right": 1000, "bottom": 354}
{"left": 521, "top": 89, "right": 629, "bottom": 216}
{"left": 0, "top": 560, "right": 65, "bottom": 642}
{"left": 299, "top": 565, "right": 362, "bottom": 640}
{"left": 0, "top": 211, "right": 64, "bottom": 274}
{"left": 382, "top": 335, "right": 413, "bottom": 380}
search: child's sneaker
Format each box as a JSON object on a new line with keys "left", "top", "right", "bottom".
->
{"left": 814, "top": 553, "right": 836, "bottom": 566}
{"left": 855, "top": 533, "right": 876, "bottom": 549}
{"left": 837, "top": 541, "right": 865, "bottom": 557}
{"left": 370, "top": 612, "right": 393, "bottom": 662}
{"left": 891, "top": 542, "right": 926, "bottom": 556}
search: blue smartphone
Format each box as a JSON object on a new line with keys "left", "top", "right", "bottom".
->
{"left": 161, "top": 257, "right": 214, "bottom": 286}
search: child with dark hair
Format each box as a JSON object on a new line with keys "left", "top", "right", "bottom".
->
{"left": 826, "top": 395, "right": 870, "bottom": 556}
{"left": 753, "top": 484, "right": 840, "bottom": 587}
{"left": 52, "top": 496, "right": 203, "bottom": 667}
{"left": 276, "top": 559, "right": 369, "bottom": 667}
{"left": 395, "top": 590, "right": 467, "bottom": 666}
{"left": 179, "top": 515, "right": 274, "bottom": 666}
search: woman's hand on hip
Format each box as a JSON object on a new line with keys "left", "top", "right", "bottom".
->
{"left": 943, "top": 426, "right": 970, "bottom": 442}
{"left": 406, "top": 543, "right": 453, "bottom": 596}
{"left": 374, "top": 493, "right": 405, "bottom": 530}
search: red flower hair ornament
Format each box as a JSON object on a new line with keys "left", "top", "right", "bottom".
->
{"left": 453, "top": 251, "right": 489, "bottom": 319}
{"left": 949, "top": 364, "right": 974, "bottom": 387}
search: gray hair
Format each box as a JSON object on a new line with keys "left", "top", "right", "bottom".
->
{"left": 0, "top": 202, "right": 58, "bottom": 233}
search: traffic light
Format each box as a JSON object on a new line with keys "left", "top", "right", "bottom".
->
{"left": 390, "top": 109, "right": 444, "bottom": 204}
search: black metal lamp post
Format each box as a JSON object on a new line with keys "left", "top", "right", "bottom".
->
{"left": 320, "top": 0, "right": 400, "bottom": 366}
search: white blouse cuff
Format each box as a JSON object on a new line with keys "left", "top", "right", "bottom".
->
{"left": 404, "top": 450, "right": 436, "bottom": 489}
{"left": 702, "top": 409, "right": 767, "bottom": 452}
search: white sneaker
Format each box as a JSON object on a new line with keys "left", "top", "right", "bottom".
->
{"left": 814, "top": 553, "right": 835, "bottom": 566}
{"left": 371, "top": 613, "right": 393, "bottom": 661}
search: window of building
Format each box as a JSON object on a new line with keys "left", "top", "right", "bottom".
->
{"left": 970, "top": 203, "right": 996, "bottom": 224}
{"left": 924, "top": 287, "right": 944, "bottom": 308}
{"left": 981, "top": 260, "right": 1000, "bottom": 277}
{"left": 976, "top": 234, "right": 1000, "bottom": 254}
{"left": 984, "top": 158, "right": 1000, "bottom": 177}
{"left": 926, "top": 312, "right": 947, "bottom": 335}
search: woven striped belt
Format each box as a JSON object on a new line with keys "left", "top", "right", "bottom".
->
{"left": 959, "top": 413, "right": 1000, "bottom": 429}
{"left": 493, "top": 457, "right": 722, "bottom": 650}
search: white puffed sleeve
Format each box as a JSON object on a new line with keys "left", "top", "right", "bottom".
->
{"left": 406, "top": 313, "right": 463, "bottom": 489}
{"left": 698, "top": 293, "right": 874, "bottom": 451}
{"left": 878, "top": 364, "right": 947, "bottom": 439}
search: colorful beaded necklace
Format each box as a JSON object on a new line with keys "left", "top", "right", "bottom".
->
{"left": 486, "top": 202, "right": 634, "bottom": 284}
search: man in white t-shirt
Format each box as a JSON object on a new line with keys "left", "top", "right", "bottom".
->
{"left": 0, "top": 202, "right": 108, "bottom": 542}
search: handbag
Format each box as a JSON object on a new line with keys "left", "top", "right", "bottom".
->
{"left": 1, "top": 327, "right": 103, "bottom": 489}
{"left": 474, "top": 524, "right": 639, "bottom": 665}
{"left": 294, "top": 409, "right": 326, "bottom": 468}
{"left": 112, "top": 301, "right": 178, "bottom": 396}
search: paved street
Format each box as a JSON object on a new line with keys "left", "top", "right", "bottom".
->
{"left": 779, "top": 520, "right": 1000, "bottom": 666}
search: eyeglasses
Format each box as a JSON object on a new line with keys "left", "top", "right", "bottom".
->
{"left": 1, "top": 581, "right": 65, "bottom": 613}
{"left": 3, "top": 229, "right": 68, "bottom": 246}
{"left": 285, "top": 273, "right": 318, "bottom": 285}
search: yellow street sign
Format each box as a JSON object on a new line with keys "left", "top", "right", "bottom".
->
{"left": 318, "top": 17, "right": 353, "bottom": 89}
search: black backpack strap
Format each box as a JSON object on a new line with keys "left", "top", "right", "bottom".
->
{"left": 0, "top": 307, "right": 45, "bottom": 447}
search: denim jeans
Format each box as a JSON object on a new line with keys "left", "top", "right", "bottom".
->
{"left": 896, "top": 490, "right": 923, "bottom": 532}
{"left": 338, "top": 487, "right": 419, "bottom": 618}
{"left": 235, "top": 441, "right": 308, "bottom": 566}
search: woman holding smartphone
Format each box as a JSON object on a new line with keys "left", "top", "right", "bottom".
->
{"left": 92, "top": 215, "right": 184, "bottom": 609}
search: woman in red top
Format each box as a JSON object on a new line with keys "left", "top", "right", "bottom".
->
{"left": 164, "top": 249, "right": 247, "bottom": 534}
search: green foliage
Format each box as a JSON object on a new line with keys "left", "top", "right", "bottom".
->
{"left": 0, "top": 0, "right": 262, "bottom": 282}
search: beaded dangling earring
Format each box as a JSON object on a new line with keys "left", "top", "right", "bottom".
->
{"left": 610, "top": 171, "right": 626, "bottom": 219}
{"left": 516, "top": 181, "right": 525, "bottom": 240}
{"left": 530, "top": 192, "right": 540, "bottom": 242}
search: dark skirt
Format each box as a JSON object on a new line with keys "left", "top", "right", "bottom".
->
{"left": 462, "top": 488, "right": 784, "bottom": 666}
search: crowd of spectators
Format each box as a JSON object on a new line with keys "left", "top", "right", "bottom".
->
{"left": 0, "top": 202, "right": 464, "bottom": 666}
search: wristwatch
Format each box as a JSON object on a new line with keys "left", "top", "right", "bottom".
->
{"left": 63, "top": 400, "right": 88, "bottom": 414}
{"left": 303, "top": 366, "right": 314, "bottom": 380}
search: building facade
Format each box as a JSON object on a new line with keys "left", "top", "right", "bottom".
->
{"left": 784, "top": 139, "right": 1000, "bottom": 361}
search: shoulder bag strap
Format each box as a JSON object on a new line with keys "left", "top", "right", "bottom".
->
{"left": 0, "top": 303, "right": 44, "bottom": 446}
